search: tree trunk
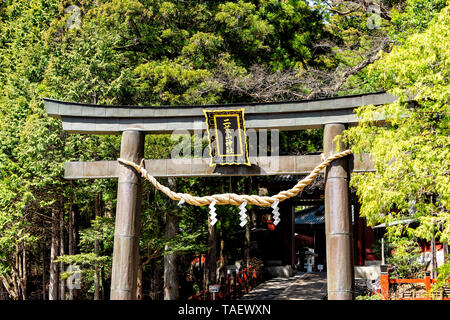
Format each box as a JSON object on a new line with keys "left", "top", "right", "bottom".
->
{"left": 244, "top": 224, "right": 251, "bottom": 267}
{"left": 443, "top": 242, "right": 448, "bottom": 264}
{"left": 136, "top": 262, "right": 143, "bottom": 300}
{"left": 13, "top": 244, "right": 21, "bottom": 299}
{"left": 49, "top": 208, "right": 59, "bottom": 300}
{"left": 21, "top": 242, "right": 27, "bottom": 300}
{"left": 431, "top": 230, "right": 437, "bottom": 279}
{"left": 217, "top": 181, "right": 227, "bottom": 283}
{"left": 206, "top": 178, "right": 223, "bottom": 289}
{"left": 68, "top": 202, "right": 73, "bottom": 301}
{"left": 59, "top": 206, "right": 65, "bottom": 300}
{"left": 164, "top": 178, "right": 179, "bottom": 300}
{"left": 42, "top": 240, "right": 46, "bottom": 300}
{"left": 69, "top": 183, "right": 79, "bottom": 256}
{"left": 94, "top": 193, "right": 100, "bottom": 300}
{"left": 244, "top": 177, "right": 252, "bottom": 267}
{"left": 150, "top": 260, "right": 161, "bottom": 300}
{"left": 218, "top": 228, "right": 226, "bottom": 283}
{"left": 0, "top": 273, "right": 18, "bottom": 300}
{"left": 68, "top": 200, "right": 79, "bottom": 300}
{"left": 206, "top": 217, "right": 217, "bottom": 288}
{"left": 100, "top": 197, "right": 106, "bottom": 299}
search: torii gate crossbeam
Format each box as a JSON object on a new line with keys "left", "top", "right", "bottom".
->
{"left": 44, "top": 91, "right": 395, "bottom": 300}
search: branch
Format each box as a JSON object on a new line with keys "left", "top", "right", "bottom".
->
{"left": 0, "top": 274, "right": 18, "bottom": 300}
{"left": 307, "top": 38, "right": 390, "bottom": 99}
{"left": 142, "top": 246, "right": 160, "bottom": 266}
{"left": 325, "top": 0, "right": 391, "bottom": 21}
{"left": 328, "top": 4, "right": 361, "bottom": 16}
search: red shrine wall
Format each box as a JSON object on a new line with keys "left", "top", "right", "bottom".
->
{"left": 364, "top": 226, "right": 379, "bottom": 261}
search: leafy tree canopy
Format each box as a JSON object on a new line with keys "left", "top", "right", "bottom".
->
{"left": 344, "top": 4, "right": 449, "bottom": 243}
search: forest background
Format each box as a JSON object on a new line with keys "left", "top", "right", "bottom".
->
{"left": 0, "top": 0, "right": 448, "bottom": 300}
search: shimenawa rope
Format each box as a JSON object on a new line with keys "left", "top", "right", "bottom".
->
{"left": 117, "top": 149, "right": 352, "bottom": 207}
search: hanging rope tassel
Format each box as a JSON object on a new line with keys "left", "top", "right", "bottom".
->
{"left": 271, "top": 199, "right": 280, "bottom": 226}
{"left": 209, "top": 200, "right": 217, "bottom": 226}
{"left": 238, "top": 201, "right": 248, "bottom": 227}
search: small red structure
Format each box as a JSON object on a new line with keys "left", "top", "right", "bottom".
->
{"left": 380, "top": 266, "right": 450, "bottom": 300}
{"left": 187, "top": 265, "right": 263, "bottom": 301}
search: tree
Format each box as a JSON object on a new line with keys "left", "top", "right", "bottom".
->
{"left": 343, "top": 4, "right": 449, "bottom": 244}
{"left": 2, "top": 0, "right": 446, "bottom": 300}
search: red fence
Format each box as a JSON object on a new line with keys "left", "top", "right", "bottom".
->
{"left": 380, "top": 266, "right": 450, "bottom": 300}
{"left": 188, "top": 266, "right": 263, "bottom": 301}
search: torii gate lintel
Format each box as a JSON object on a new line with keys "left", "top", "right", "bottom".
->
{"left": 44, "top": 92, "right": 395, "bottom": 300}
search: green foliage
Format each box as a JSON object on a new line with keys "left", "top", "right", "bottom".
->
{"left": 343, "top": 5, "right": 450, "bottom": 242}
{"left": 56, "top": 253, "right": 110, "bottom": 272}
{"left": 356, "top": 292, "right": 383, "bottom": 300}
{"left": 390, "top": 0, "right": 449, "bottom": 42}
{"left": 280, "top": 129, "right": 323, "bottom": 154}
{"left": 79, "top": 217, "right": 115, "bottom": 253}
{"left": 1, "top": 0, "right": 447, "bottom": 300}
{"left": 56, "top": 252, "right": 111, "bottom": 295}
{"left": 133, "top": 59, "right": 221, "bottom": 105}
{"left": 431, "top": 259, "right": 450, "bottom": 296}
{"left": 386, "top": 237, "right": 426, "bottom": 279}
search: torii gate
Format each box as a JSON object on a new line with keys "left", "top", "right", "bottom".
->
{"left": 43, "top": 91, "right": 395, "bottom": 300}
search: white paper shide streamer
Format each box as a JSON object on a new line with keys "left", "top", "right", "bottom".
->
{"left": 238, "top": 201, "right": 248, "bottom": 227}
{"left": 271, "top": 199, "right": 280, "bottom": 226}
{"left": 209, "top": 200, "right": 217, "bottom": 226}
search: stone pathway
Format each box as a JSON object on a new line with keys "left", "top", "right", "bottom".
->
{"left": 240, "top": 272, "right": 327, "bottom": 300}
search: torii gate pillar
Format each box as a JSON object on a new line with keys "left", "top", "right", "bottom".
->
{"left": 110, "top": 130, "right": 145, "bottom": 300}
{"left": 324, "top": 123, "right": 354, "bottom": 300}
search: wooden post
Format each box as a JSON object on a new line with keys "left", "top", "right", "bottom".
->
{"left": 281, "top": 200, "right": 295, "bottom": 269}
{"left": 425, "top": 271, "right": 431, "bottom": 296}
{"left": 110, "top": 130, "right": 145, "bottom": 300}
{"left": 324, "top": 123, "right": 354, "bottom": 300}
{"left": 380, "top": 265, "right": 389, "bottom": 300}
{"left": 164, "top": 177, "right": 180, "bottom": 301}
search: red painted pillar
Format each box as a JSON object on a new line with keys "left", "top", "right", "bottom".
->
{"left": 380, "top": 265, "right": 389, "bottom": 300}
{"left": 354, "top": 201, "right": 366, "bottom": 266}
{"left": 425, "top": 272, "right": 431, "bottom": 299}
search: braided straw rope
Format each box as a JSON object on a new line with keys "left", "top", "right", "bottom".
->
{"left": 118, "top": 149, "right": 352, "bottom": 207}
